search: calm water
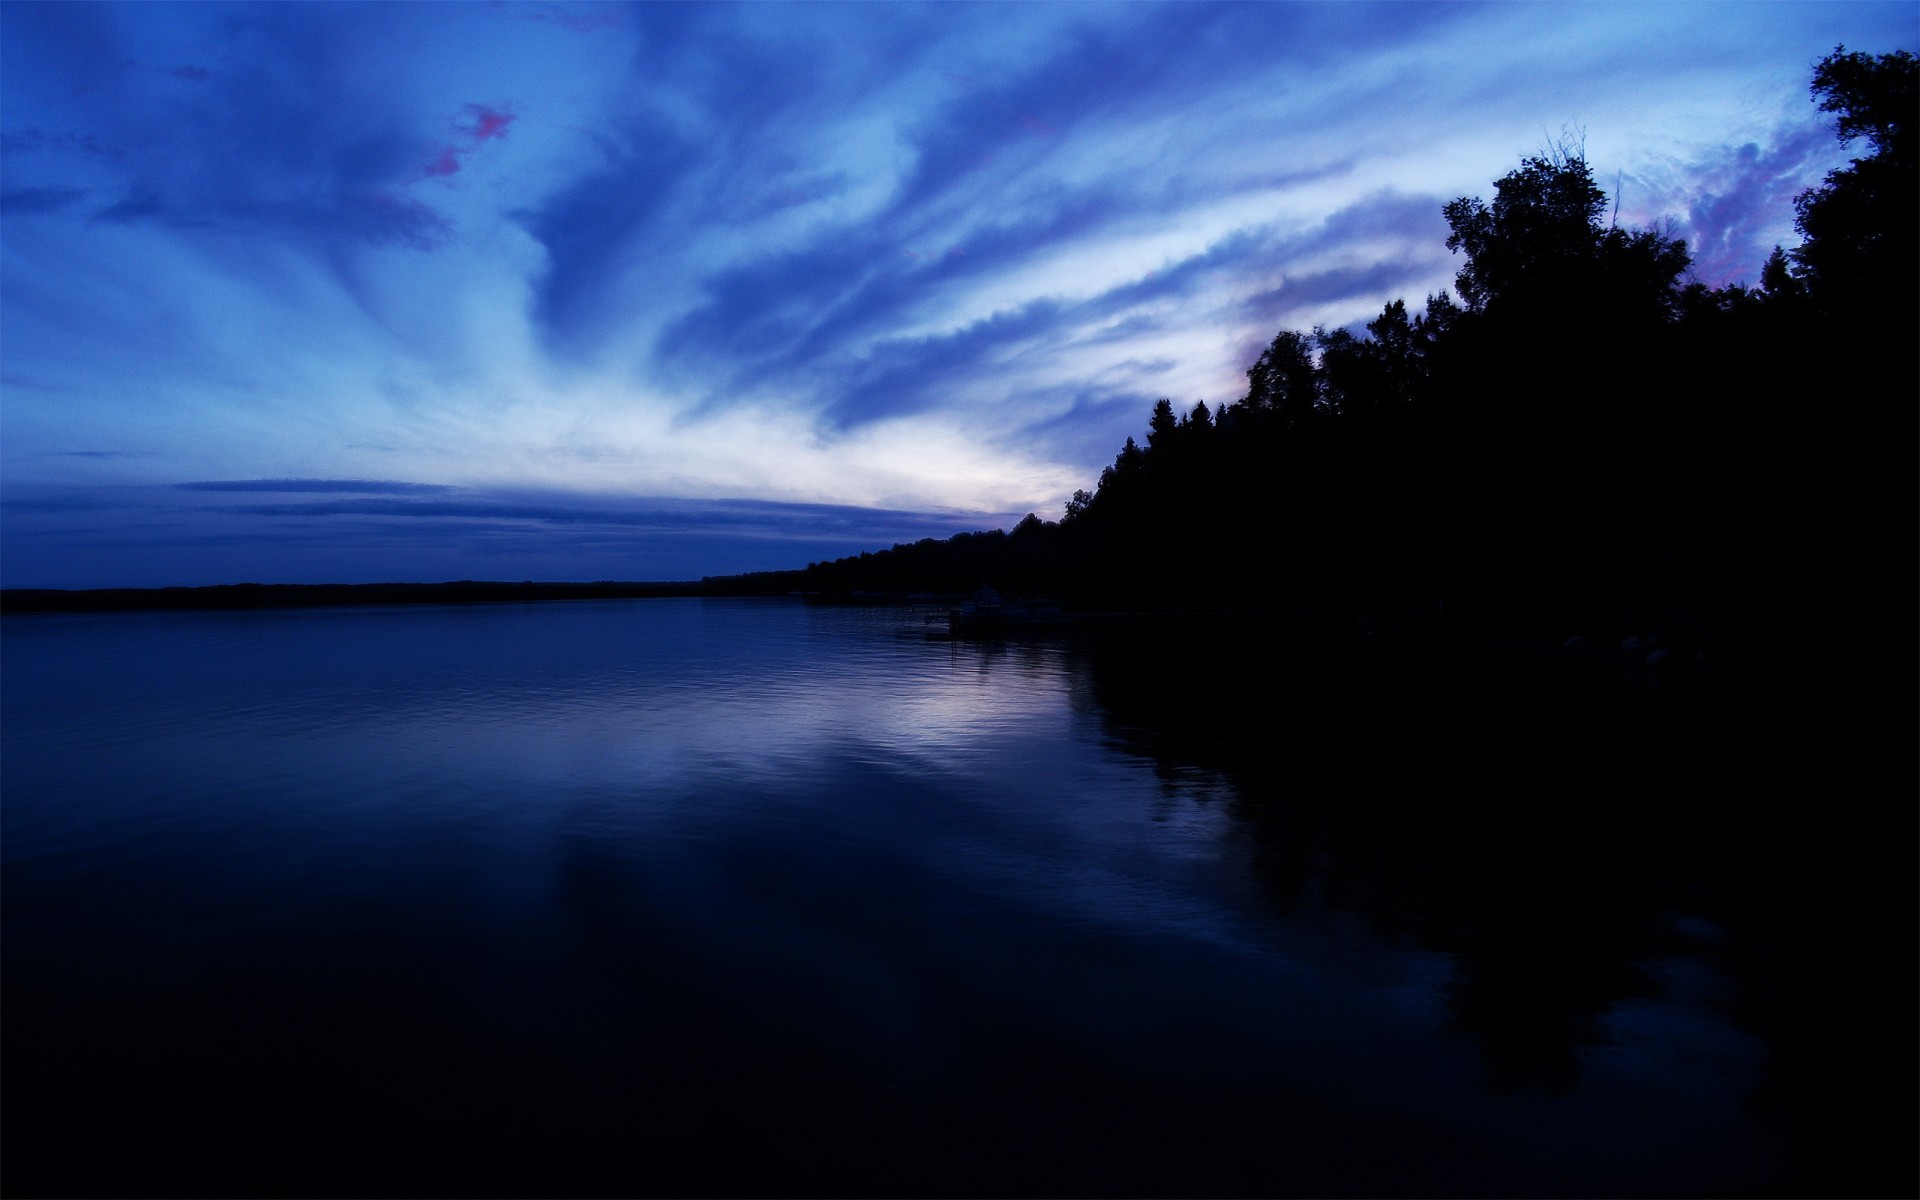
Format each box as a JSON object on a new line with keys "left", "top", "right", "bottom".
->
{"left": 3, "top": 598, "right": 1909, "bottom": 1196}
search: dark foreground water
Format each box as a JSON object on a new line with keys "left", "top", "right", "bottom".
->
{"left": 4, "top": 598, "right": 1912, "bottom": 1197}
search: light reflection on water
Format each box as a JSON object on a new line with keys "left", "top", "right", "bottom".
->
{"left": 3, "top": 598, "right": 1793, "bottom": 1195}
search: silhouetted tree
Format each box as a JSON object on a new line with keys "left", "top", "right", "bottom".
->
{"left": 1243, "top": 329, "right": 1319, "bottom": 427}
{"left": 1313, "top": 324, "right": 1373, "bottom": 417}
{"left": 1443, "top": 147, "right": 1609, "bottom": 315}
{"left": 783, "top": 49, "right": 1912, "bottom": 634}
{"left": 1759, "top": 245, "right": 1804, "bottom": 301}
{"left": 1442, "top": 146, "right": 1689, "bottom": 332}
{"left": 1365, "top": 299, "right": 1419, "bottom": 408}
{"left": 1784, "top": 47, "right": 1917, "bottom": 337}
{"left": 1146, "top": 398, "right": 1179, "bottom": 449}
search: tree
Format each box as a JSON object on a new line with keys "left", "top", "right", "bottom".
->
{"left": 1785, "top": 47, "right": 1917, "bottom": 326}
{"left": 1366, "top": 299, "right": 1420, "bottom": 409}
{"left": 1314, "top": 324, "right": 1371, "bottom": 417}
{"left": 1811, "top": 45, "right": 1914, "bottom": 161}
{"left": 1442, "top": 147, "right": 1687, "bottom": 327}
{"left": 1243, "top": 329, "right": 1319, "bottom": 427}
{"left": 1147, "top": 398, "right": 1179, "bottom": 449}
{"left": 1759, "top": 245, "right": 1803, "bottom": 301}
{"left": 1418, "top": 291, "right": 1462, "bottom": 344}
{"left": 1442, "top": 148, "right": 1609, "bottom": 314}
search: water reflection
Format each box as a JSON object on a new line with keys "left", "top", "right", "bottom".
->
{"left": 3, "top": 600, "right": 1910, "bottom": 1196}
{"left": 1057, "top": 620, "right": 1914, "bottom": 1191}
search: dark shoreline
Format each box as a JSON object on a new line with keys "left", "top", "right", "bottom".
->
{"left": 0, "top": 579, "right": 710, "bottom": 615}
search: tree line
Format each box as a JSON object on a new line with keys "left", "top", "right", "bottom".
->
{"left": 730, "top": 48, "right": 1915, "bottom": 646}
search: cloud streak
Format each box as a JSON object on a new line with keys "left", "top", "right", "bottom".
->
{"left": 176, "top": 478, "right": 457, "bottom": 495}
{"left": 2, "top": 0, "right": 1912, "bottom": 587}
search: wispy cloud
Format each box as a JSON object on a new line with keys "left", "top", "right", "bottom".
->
{"left": 504, "top": 4, "right": 624, "bottom": 36}
{"left": 3, "top": 0, "right": 1912, "bottom": 586}
{"left": 0, "top": 185, "right": 89, "bottom": 214}
{"left": 1625, "top": 114, "right": 1844, "bottom": 286}
{"left": 176, "top": 479, "right": 457, "bottom": 495}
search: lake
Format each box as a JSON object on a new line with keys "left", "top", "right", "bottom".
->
{"left": 3, "top": 597, "right": 1911, "bottom": 1196}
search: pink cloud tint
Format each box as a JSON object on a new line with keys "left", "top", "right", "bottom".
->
{"left": 420, "top": 104, "right": 515, "bottom": 181}
{"left": 463, "top": 104, "right": 515, "bottom": 142}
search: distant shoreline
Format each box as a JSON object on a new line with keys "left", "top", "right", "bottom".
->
{"left": 0, "top": 580, "right": 719, "bottom": 615}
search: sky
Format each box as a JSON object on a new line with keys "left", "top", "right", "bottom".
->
{"left": 3, "top": 1, "right": 1914, "bottom": 588}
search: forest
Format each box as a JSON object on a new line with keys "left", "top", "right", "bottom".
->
{"left": 728, "top": 47, "right": 1915, "bottom": 669}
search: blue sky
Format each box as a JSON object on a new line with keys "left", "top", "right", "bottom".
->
{"left": 3, "top": 1, "right": 1913, "bottom": 587}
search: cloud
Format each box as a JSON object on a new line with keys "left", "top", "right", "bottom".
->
{"left": 512, "top": 115, "right": 707, "bottom": 350}
{"left": 2, "top": 491, "right": 136, "bottom": 514}
{"left": 626, "top": 13, "right": 1457, "bottom": 442}
{"left": 2, "top": 4, "right": 474, "bottom": 250}
{"left": 1626, "top": 115, "right": 1843, "bottom": 286}
{"left": 505, "top": 4, "right": 623, "bottom": 36}
{"left": 91, "top": 191, "right": 164, "bottom": 224}
{"left": 650, "top": 178, "right": 1205, "bottom": 426}
{"left": 8, "top": 0, "right": 1915, "bottom": 587}
{"left": 0, "top": 186, "right": 88, "bottom": 215}
{"left": 0, "top": 127, "right": 127, "bottom": 162}
{"left": 817, "top": 299, "right": 1071, "bottom": 430}
{"left": 885, "top": 5, "right": 1244, "bottom": 216}
{"left": 212, "top": 493, "right": 985, "bottom": 539}
{"left": 176, "top": 478, "right": 457, "bottom": 495}
{"left": 655, "top": 182, "right": 1452, "bottom": 440}
{"left": 1243, "top": 260, "right": 1447, "bottom": 329}
{"left": 2, "top": 481, "right": 1023, "bottom": 588}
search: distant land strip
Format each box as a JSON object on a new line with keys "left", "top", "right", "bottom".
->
{"left": 0, "top": 580, "right": 729, "bottom": 614}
